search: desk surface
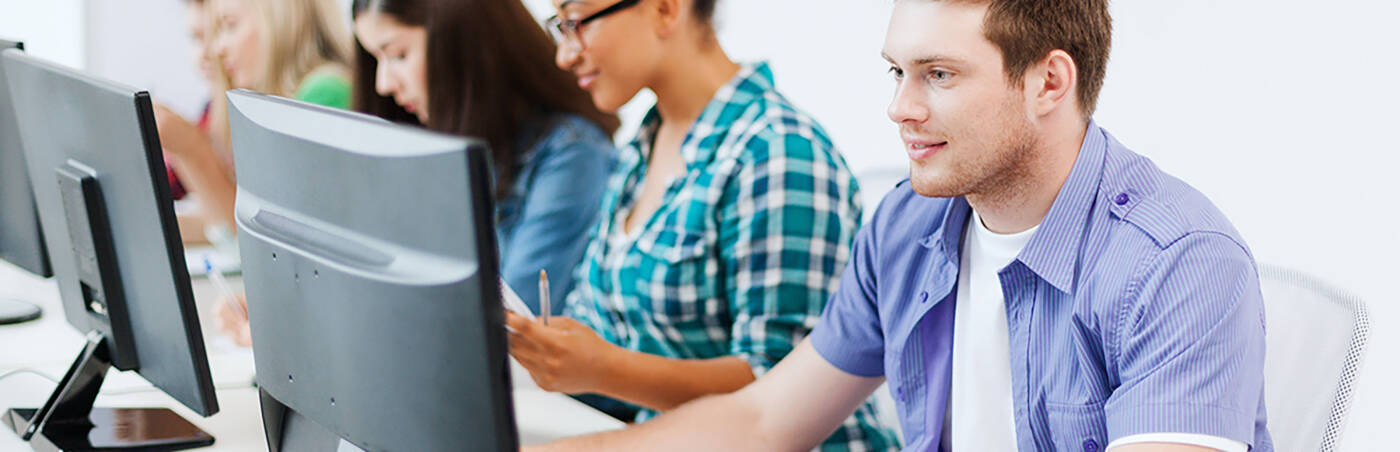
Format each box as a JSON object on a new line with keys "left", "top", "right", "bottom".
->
{"left": 0, "top": 259, "right": 623, "bottom": 450}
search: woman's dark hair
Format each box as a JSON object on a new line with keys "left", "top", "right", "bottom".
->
{"left": 694, "top": 0, "right": 718, "bottom": 24}
{"left": 351, "top": 0, "right": 621, "bottom": 200}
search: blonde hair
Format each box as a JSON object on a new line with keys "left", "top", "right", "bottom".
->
{"left": 224, "top": 0, "right": 353, "bottom": 98}
{"left": 193, "top": 0, "right": 234, "bottom": 172}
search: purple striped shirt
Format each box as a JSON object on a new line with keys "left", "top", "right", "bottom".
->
{"left": 810, "top": 121, "right": 1272, "bottom": 451}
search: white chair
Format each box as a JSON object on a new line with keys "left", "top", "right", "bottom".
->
{"left": 1259, "top": 264, "right": 1371, "bottom": 451}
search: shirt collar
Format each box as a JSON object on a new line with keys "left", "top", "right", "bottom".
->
{"left": 918, "top": 197, "right": 972, "bottom": 268}
{"left": 624, "top": 62, "right": 775, "bottom": 170}
{"left": 918, "top": 120, "right": 1109, "bottom": 294}
{"left": 1015, "top": 120, "right": 1109, "bottom": 294}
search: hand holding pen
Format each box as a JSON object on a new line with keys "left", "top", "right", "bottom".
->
{"left": 207, "top": 258, "right": 252, "bottom": 347}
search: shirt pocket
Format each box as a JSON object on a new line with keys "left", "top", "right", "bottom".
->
{"left": 1046, "top": 400, "right": 1109, "bottom": 452}
{"left": 632, "top": 227, "right": 712, "bottom": 322}
{"left": 635, "top": 226, "right": 708, "bottom": 263}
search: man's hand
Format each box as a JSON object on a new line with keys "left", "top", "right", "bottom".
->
{"left": 506, "top": 312, "right": 620, "bottom": 394}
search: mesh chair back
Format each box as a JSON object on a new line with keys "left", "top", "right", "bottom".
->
{"left": 1259, "top": 264, "right": 1370, "bottom": 452}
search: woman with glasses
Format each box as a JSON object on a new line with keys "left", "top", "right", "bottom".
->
{"left": 350, "top": 0, "right": 620, "bottom": 316}
{"left": 505, "top": 0, "right": 899, "bottom": 449}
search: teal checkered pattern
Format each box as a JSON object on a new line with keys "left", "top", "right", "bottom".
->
{"left": 565, "top": 63, "right": 900, "bottom": 451}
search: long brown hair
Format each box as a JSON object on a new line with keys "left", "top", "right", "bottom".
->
{"left": 351, "top": 0, "right": 620, "bottom": 199}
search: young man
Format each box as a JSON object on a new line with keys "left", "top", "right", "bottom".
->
{"left": 527, "top": 0, "right": 1271, "bottom": 450}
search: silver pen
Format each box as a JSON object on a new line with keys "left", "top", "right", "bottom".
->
{"left": 538, "top": 270, "right": 550, "bottom": 326}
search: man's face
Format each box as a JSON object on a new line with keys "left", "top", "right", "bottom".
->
{"left": 883, "top": 0, "right": 1039, "bottom": 199}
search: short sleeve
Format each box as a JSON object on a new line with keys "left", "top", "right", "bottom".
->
{"left": 1105, "top": 232, "right": 1267, "bottom": 445}
{"left": 807, "top": 192, "right": 892, "bottom": 378}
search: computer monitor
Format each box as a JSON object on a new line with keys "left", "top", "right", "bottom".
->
{"left": 0, "top": 38, "right": 47, "bottom": 325}
{"left": 1, "top": 49, "right": 219, "bottom": 450}
{"left": 227, "top": 89, "right": 517, "bottom": 451}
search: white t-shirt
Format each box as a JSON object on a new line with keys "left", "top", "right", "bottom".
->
{"left": 939, "top": 210, "right": 1246, "bottom": 452}
{"left": 940, "top": 209, "right": 1032, "bottom": 451}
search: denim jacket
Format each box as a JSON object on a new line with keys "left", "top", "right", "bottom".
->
{"left": 495, "top": 114, "right": 615, "bottom": 315}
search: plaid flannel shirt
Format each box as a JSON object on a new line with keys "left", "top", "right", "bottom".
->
{"left": 565, "top": 63, "right": 900, "bottom": 451}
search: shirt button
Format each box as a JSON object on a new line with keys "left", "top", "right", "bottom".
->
{"left": 1114, "top": 193, "right": 1130, "bottom": 205}
{"left": 1083, "top": 439, "right": 1099, "bottom": 452}
{"left": 918, "top": 291, "right": 929, "bottom": 303}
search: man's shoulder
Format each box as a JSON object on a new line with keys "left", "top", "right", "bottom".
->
{"left": 1099, "top": 133, "right": 1250, "bottom": 255}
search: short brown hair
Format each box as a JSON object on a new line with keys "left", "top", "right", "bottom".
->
{"left": 947, "top": 0, "right": 1112, "bottom": 116}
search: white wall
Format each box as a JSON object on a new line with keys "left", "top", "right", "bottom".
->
{"left": 0, "top": 0, "right": 86, "bottom": 69}
{"left": 21, "top": 0, "right": 1400, "bottom": 448}
{"left": 85, "top": 0, "right": 211, "bottom": 119}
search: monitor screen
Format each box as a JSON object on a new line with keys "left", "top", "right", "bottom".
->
{"left": 228, "top": 89, "right": 517, "bottom": 451}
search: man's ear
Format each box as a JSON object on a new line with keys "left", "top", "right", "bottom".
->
{"left": 1025, "top": 49, "right": 1079, "bottom": 117}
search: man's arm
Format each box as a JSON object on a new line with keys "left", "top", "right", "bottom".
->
{"left": 527, "top": 340, "right": 883, "bottom": 452}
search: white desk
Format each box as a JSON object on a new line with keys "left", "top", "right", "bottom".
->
{"left": 0, "top": 259, "right": 622, "bottom": 450}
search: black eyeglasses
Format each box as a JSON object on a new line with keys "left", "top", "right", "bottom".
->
{"left": 544, "top": 0, "right": 642, "bottom": 51}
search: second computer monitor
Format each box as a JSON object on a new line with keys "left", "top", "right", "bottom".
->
{"left": 228, "top": 89, "right": 517, "bottom": 451}
{"left": 2, "top": 49, "right": 218, "bottom": 450}
{"left": 0, "top": 38, "right": 50, "bottom": 279}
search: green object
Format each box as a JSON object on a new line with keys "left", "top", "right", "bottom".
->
{"left": 294, "top": 71, "right": 351, "bottom": 109}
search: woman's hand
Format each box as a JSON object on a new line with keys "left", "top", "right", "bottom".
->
{"left": 215, "top": 292, "right": 251, "bottom": 347}
{"left": 506, "top": 312, "right": 620, "bottom": 394}
{"left": 152, "top": 104, "right": 207, "bottom": 158}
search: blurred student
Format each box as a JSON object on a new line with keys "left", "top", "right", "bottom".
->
{"left": 504, "top": 0, "right": 898, "bottom": 450}
{"left": 157, "top": 0, "right": 354, "bottom": 245}
{"left": 187, "top": 0, "right": 354, "bottom": 345}
{"left": 152, "top": 0, "right": 229, "bottom": 243}
{"left": 351, "top": 0, "right": 618, "bottom": 315}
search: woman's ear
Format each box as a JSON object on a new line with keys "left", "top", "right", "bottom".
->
{"left": 651, "top": 0, "right": 684, "bottom": 39}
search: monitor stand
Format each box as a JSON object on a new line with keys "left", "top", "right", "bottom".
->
{"left": 2, "top": 332, "right": 215, "bottom": 451}
{"left": 0, "top": 297, "right": 41, "bottom": 325}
